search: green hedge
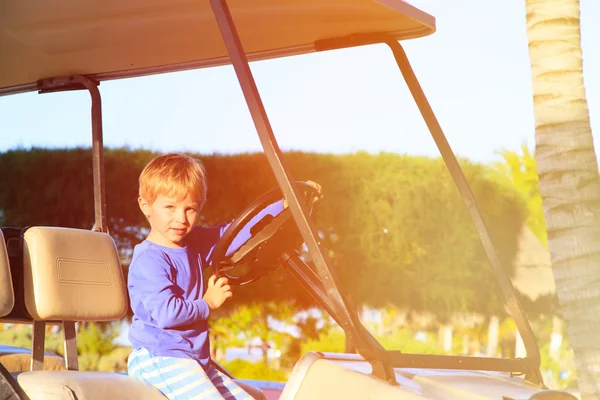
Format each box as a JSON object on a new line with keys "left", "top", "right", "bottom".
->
{"left": 0, "top": 148, "right": 526, "bottom": 314}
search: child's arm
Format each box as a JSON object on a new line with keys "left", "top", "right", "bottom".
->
{"left": 129, "top": 251, "right": 210, "bottom": 328}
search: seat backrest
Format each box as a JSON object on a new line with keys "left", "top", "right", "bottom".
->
{"left": 23, "top": 227, "right": 128, "bottom": 321}
{"left": 21, "top": 227, "right": 128, "bottom": 371}
{"left": 0, "top": 229, "right": 15, "bottom": 317}
{"left": 279, "top": 352, "right": 423, "bottom": 400}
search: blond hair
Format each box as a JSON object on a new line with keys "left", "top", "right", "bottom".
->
{"left": 139, "top": 153, "right": 207, "bottom": 207}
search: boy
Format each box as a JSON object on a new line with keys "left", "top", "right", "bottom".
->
{"left": 127, "top": 153, "right": 304, "bottom": 399}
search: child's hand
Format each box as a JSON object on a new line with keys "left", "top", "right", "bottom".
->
{"left": 203, "top": 275, "right": 232, "bottom": 310}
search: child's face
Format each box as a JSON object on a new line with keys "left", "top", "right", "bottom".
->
{"left": 138, "top": 192, "right": 201, "bottom": 248}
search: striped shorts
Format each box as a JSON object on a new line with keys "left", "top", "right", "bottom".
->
{"left": 127, "top": 348, "right": 252, "bottom": 400}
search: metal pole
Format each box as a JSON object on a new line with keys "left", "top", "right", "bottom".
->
{"left": 385, "top": 40, "right": 543, "bottom": 385}
{"left": 37, "top": 76, "right": 107, "bottom": 233}
{"left": 209, "top": 0, "right": 395, "bottom": 383}
{"left": 74, "top": 76, "right": 107, "bottom": 233}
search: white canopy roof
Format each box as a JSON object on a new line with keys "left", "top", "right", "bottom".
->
{"left": 0, "top": 0, "right": 435, "bottom": 94}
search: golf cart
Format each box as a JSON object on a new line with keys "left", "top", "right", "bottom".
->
{"left": 0, "top": 0, "right": 576, "bottom": 399}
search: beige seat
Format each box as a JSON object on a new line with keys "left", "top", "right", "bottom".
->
{"left": 280, "top": 352, "right": 422, "bottom": 400}
{"left": 0, "top": 229, "right": 66, "bottom": 373}
{"left": 0, "top": 350, "right": 65, "bottom": 373}
{"left": 13, "top": 227, "right": 161, "bottom": 399}
{"left": 18, "top": 371, "right": 167, "bottom": 399}
{"left": 18, "top": 371, "right": 265, "bottom": 400}
{"left": 15, "top": 227, "right": 265, "bottom": 400}
{"left": 0, "top": 229, "right": 14, "bottom": 318}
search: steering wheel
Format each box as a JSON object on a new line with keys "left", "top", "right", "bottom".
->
{"left": 211, "top": 181, "right": 321, "bottom": 286}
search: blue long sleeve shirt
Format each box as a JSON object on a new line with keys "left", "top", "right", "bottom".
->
{"left": 127, "top": 201, "right": 284, "bottom": 366}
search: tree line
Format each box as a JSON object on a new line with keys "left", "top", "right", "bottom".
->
{"left": 0, "top": 148, "right": 533, "bottom": 316}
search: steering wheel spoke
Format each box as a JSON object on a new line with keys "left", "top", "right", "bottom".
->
{"left": 211, "top": 181, "right": 321, "bottom": 286}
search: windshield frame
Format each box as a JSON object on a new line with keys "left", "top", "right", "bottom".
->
{"left": 208, "top": 0, "right": 544, "bottom": 385}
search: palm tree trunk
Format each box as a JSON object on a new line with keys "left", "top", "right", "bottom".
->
{"left": 525, "top": 0, "right": 600, "bottom": 396}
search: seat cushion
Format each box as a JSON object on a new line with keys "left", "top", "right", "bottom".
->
{"left": 17, "top": 370, "right": 266, "bottom": 400}
{"left": 18, "top": 371, "right": 168, "bottom": 400}
{"left": 0, "top": 352, "right": 65, "bottom": 373}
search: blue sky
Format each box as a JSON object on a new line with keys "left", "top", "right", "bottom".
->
{"left": 0, "top": 0, "right": 598, "bottom": 164}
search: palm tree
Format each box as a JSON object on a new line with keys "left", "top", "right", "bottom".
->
{"left": 525, "top": 0, "right": 600, "bottom": 396}
{"left": 493, "top": 144, "right": 547, "bottom": 245}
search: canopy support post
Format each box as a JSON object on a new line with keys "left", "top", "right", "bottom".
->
{"left": 209, "top": 0, "right": 396, "bottom": 384}
{"left": 384, "top": 39, "right": 544, "bottom": 386}
{"left": 37, "top": 76, "right": 107, "bottom": 233}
